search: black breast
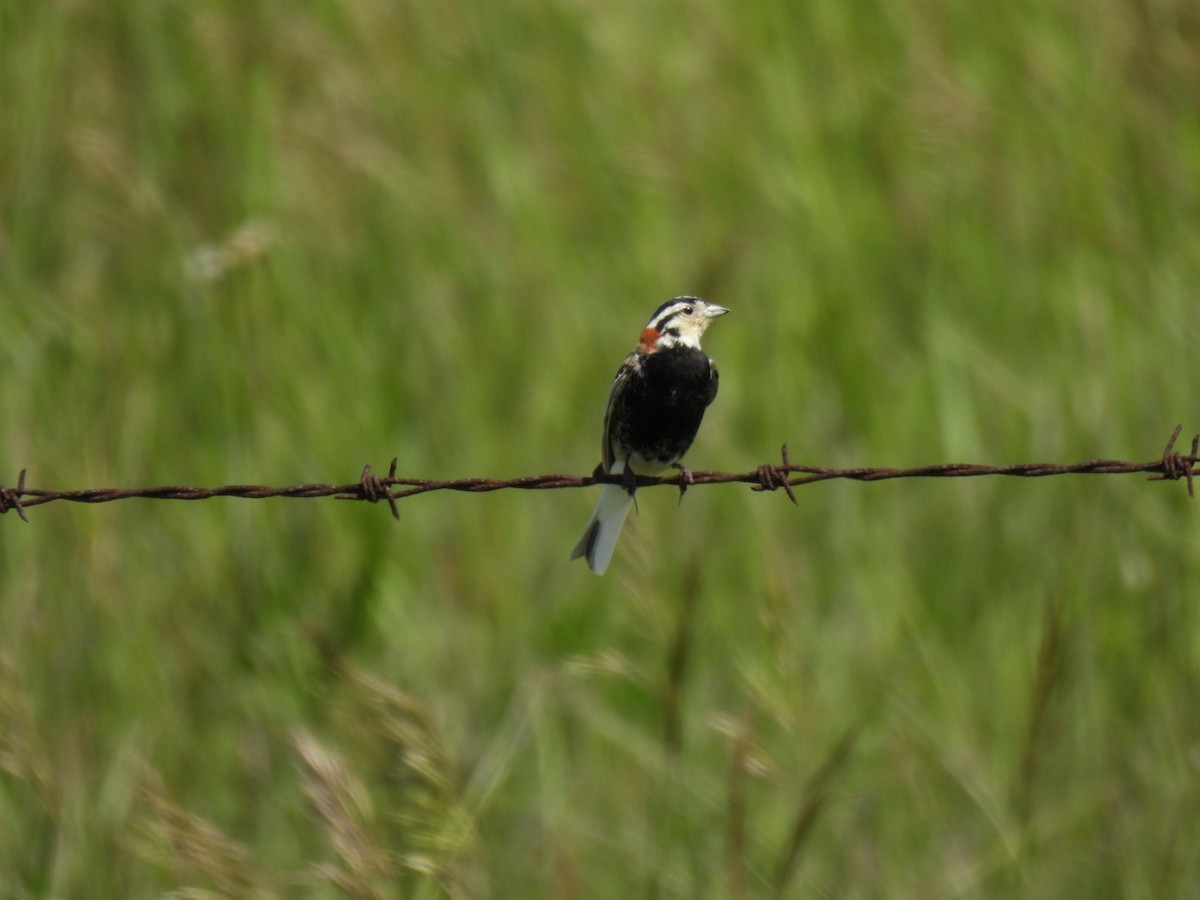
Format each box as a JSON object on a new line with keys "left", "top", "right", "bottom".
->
{"left": 612, "top": 346, "right": 719, "bottom": 466}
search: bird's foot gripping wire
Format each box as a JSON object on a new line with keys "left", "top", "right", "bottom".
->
{"left": 671, "top": 462, "right": 695, "bottom": 503}
{"left": 593, "top": 460, "right": 640, "bottom": 505}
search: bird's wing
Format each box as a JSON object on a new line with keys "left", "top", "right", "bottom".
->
{"left": 600, "top": 351, "right": 640, "bottom": 471}
{"left": 705, "top": 358, "right": 719, "bottom": 407}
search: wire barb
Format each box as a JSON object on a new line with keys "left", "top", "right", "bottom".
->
{"left": 357, "top": 458, "right": 401, "bottom": 520}
{"left": 1149, "top": 423, "right": 1198, "bottom": 497}
{"left": 1, "top": 426, "right": 1196, "bottom": 522}
{"left": 753, "top": 444, "right": 799, "bottom": 505}
{"left": 0, "top": 469, "right": 29, "bottom": 522}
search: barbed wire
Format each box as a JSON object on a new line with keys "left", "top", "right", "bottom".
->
{"left": 1, "top": 425, "right": 1196, "bottom": 523}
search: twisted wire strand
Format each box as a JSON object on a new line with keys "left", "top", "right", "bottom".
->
{"left": 1, "top": 425, "right": 1196, "bottom": 522}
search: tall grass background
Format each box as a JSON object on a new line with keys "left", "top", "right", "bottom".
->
{"left": 2, "top": 1, "right": 1199, "bottom": 896}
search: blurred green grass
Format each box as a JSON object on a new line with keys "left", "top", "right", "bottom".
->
{"left": 3, "top": 0, "right": 1200, "bottom": 895}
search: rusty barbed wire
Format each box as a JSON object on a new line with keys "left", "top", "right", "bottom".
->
{"left": 1, "top": 425, "right": 1196, "bottom": 522}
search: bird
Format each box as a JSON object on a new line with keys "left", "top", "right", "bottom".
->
{"left": 570, "top": 296, "right": 729, "bottom": 574}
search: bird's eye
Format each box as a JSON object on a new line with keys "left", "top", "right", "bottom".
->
{"left": 683, "top": 305, "right": 694, "bottom": 315}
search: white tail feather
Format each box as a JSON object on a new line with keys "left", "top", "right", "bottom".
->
{"left": 570, "top": 464, "right": 636, "bottom": 575}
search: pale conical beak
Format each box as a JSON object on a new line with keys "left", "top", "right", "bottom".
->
{"left": 704, "top": 305, "right": 730, "bottom": 318}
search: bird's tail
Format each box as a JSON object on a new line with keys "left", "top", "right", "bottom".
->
{"left": 569, "top": 466, "right": 636, "bottom": 575}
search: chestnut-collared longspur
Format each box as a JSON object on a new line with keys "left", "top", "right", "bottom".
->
{"left": 570, "top": 296, "right": 729, "bottom": 574}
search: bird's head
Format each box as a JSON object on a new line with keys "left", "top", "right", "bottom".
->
{"left": 638, "top": 296, "right": 729, "bottom": 352}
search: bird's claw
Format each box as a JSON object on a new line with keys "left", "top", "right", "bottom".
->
{"left": 672, "top": 462, "right": 694, "bottom": 503}
{"left": 622, "top": 464, "right": 638, "bottom": 496}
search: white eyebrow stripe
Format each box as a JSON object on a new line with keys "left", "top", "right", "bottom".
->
{"left": 649, "top": 301, "right": 691, "bottom": 331}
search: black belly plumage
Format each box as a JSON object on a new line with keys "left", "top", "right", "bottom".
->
{"left": 609, "top": 345, "right": 719, "bottom": 466}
